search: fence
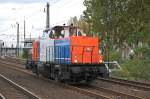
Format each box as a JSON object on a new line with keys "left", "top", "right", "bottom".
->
{"left": 0, "top": 48, "right": 31, "bottom": 57}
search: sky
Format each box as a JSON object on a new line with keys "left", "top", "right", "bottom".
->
{"left": 0, "top": 0, "right": 61, "bottom": 3}
{"left": 0, "top": 0, "right": 85, "bottom": 47}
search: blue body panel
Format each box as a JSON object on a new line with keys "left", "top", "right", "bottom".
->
{"left": 54, "top": 38, "right": 70, "bottom": 64}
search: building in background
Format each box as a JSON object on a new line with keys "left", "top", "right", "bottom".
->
{"left": 23, "top": 38, "right": 35, "bottom": 48}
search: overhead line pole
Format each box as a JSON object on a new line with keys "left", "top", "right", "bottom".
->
{"left": 16, "top": 22, "right": 19, "bottom": 56}
{"left": 46, "top": 2, "right": 50, "bottom": 30}
{"left": 24, "top": 18, "right": 26, "bottom": 47}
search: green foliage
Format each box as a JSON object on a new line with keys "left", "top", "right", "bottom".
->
{"left": 111, "top": 68, "right": 130, "bottom": 79}
{"left": 128, "top": 32, "right": 148, "bottom": 44}
{"left": 83, "top": 0, "right": 150, "bottom": 48}
{"left": 22, "top": 49, "right": 29, "bottom": 59}
{"left": 68, "top": 16, "right": 90, "bottom": 34}
{"left": 134, "top": 46, "right": 150, "bottom": 59}
{"left": 83, "top": 0, "right": 150, "bottom": 80}
{"left": 108, "top": 51, "right": 122, "bottom": 62}
{"left": 111, "top": 59, "right": 150, "bottom": 80}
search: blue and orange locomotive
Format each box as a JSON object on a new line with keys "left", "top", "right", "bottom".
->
{"left": 26, "top": 25, "right": 109, "bottom": 84}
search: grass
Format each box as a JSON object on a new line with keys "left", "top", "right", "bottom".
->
{"left": 111, "top": 59, "right": 150, "bottom": 80}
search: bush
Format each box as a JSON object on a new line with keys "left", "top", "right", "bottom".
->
{"left": 111, "top": 59, "right": 150, "bottom": 80}
{"left": 22, "top": 49, "right": 29, "bottom": 59}
{"left": 109, "top": 51, "right": 122, "bottom": 62}
{"left": 111, "top": 67, "right": 130, "bottom": 79}
{"left": 134, "top": 46, "right": 150, "bottom": 60}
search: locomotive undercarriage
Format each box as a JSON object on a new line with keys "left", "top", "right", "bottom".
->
{"left": 31, "top": 62, "right": 109, "bottom": 84}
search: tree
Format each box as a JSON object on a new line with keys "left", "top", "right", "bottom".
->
{"left": 68, "top": 16, "right": 90, "bottom": 35}
{"left": 67, "top": 16, "right": 78, "bottom": 26}
{"left": 83, "top": 0, "right": 150, "bottom": 48}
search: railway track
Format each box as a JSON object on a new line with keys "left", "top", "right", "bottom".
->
{"left": 0, "top": 58, "right": 145, "bottom": 99}
{"left": 0, "top": 62, "right": 92, "bottom": 99}
{"left": 0, "top": 73, "right": 40, "bottom": 99}
{"left": 45, "top": 79, "right": 144, "bottom": 99}
{"left": 74, "top": 84, "right": 143, "bottom": 99}
{"left": 3, "top": 57, "right": 150, "bottom": 92}
{"left": 0, "top": 93, "right": 5, "bottom": 99}
{"left": 98, "top": 77, "right": 150, "bottom": 91}
{"left": 0, "top": 56, "right": 26, "bottom": 65}
{"left": 0, "top": 59, "right": 110, "bottom": 99}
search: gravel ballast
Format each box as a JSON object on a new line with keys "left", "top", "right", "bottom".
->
{"left": 0, "top": 64, "right": 93, "bottom": 99}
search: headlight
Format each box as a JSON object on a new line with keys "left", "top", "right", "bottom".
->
{"left": 99, "top": 59, "right": 103, "bottom": 63}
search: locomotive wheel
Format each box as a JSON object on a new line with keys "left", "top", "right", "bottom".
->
{"left": 54, "top": 71, "right": 62, "bottom": 82}
{"left": 101, "top": 71, "right": 109, "bottom": 78}
{"left": 54, "top": 73, "right": 59, "bottom": 82}
{"left": 25, "top": 65, "right": 29, "bottom": 69}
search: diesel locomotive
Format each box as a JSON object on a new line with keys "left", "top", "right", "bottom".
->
{"left": 26, "top": 25, "right": 109, "bottom": 83}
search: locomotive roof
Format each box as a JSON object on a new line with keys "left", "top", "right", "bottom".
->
{"left": 43, "top": 25, "right": 79, "bottom": 32}
{"left": 52, "top": 25, "right": 77, "bottom": 28}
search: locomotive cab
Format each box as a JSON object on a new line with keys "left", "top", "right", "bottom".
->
{"left": 48, "top": 25, "right": 83, "bottom": 39}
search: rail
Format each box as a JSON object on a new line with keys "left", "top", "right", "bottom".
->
{"left": 0, "top": 59, "right": 145, "bottom": 99}
{"left": 98, "top": 77, "right": 150, "bottom": 91}
{"left": 91, "top": 85, "right": 143, "bottom": 99}
{"left": 0, "top": 59, "right": 110, "bottom": 99}
{"left": 0, "top": 93, "right": 5, "bottom": 99}
{"left": 0, "top": 74, "right": 40, "bottom": 99}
